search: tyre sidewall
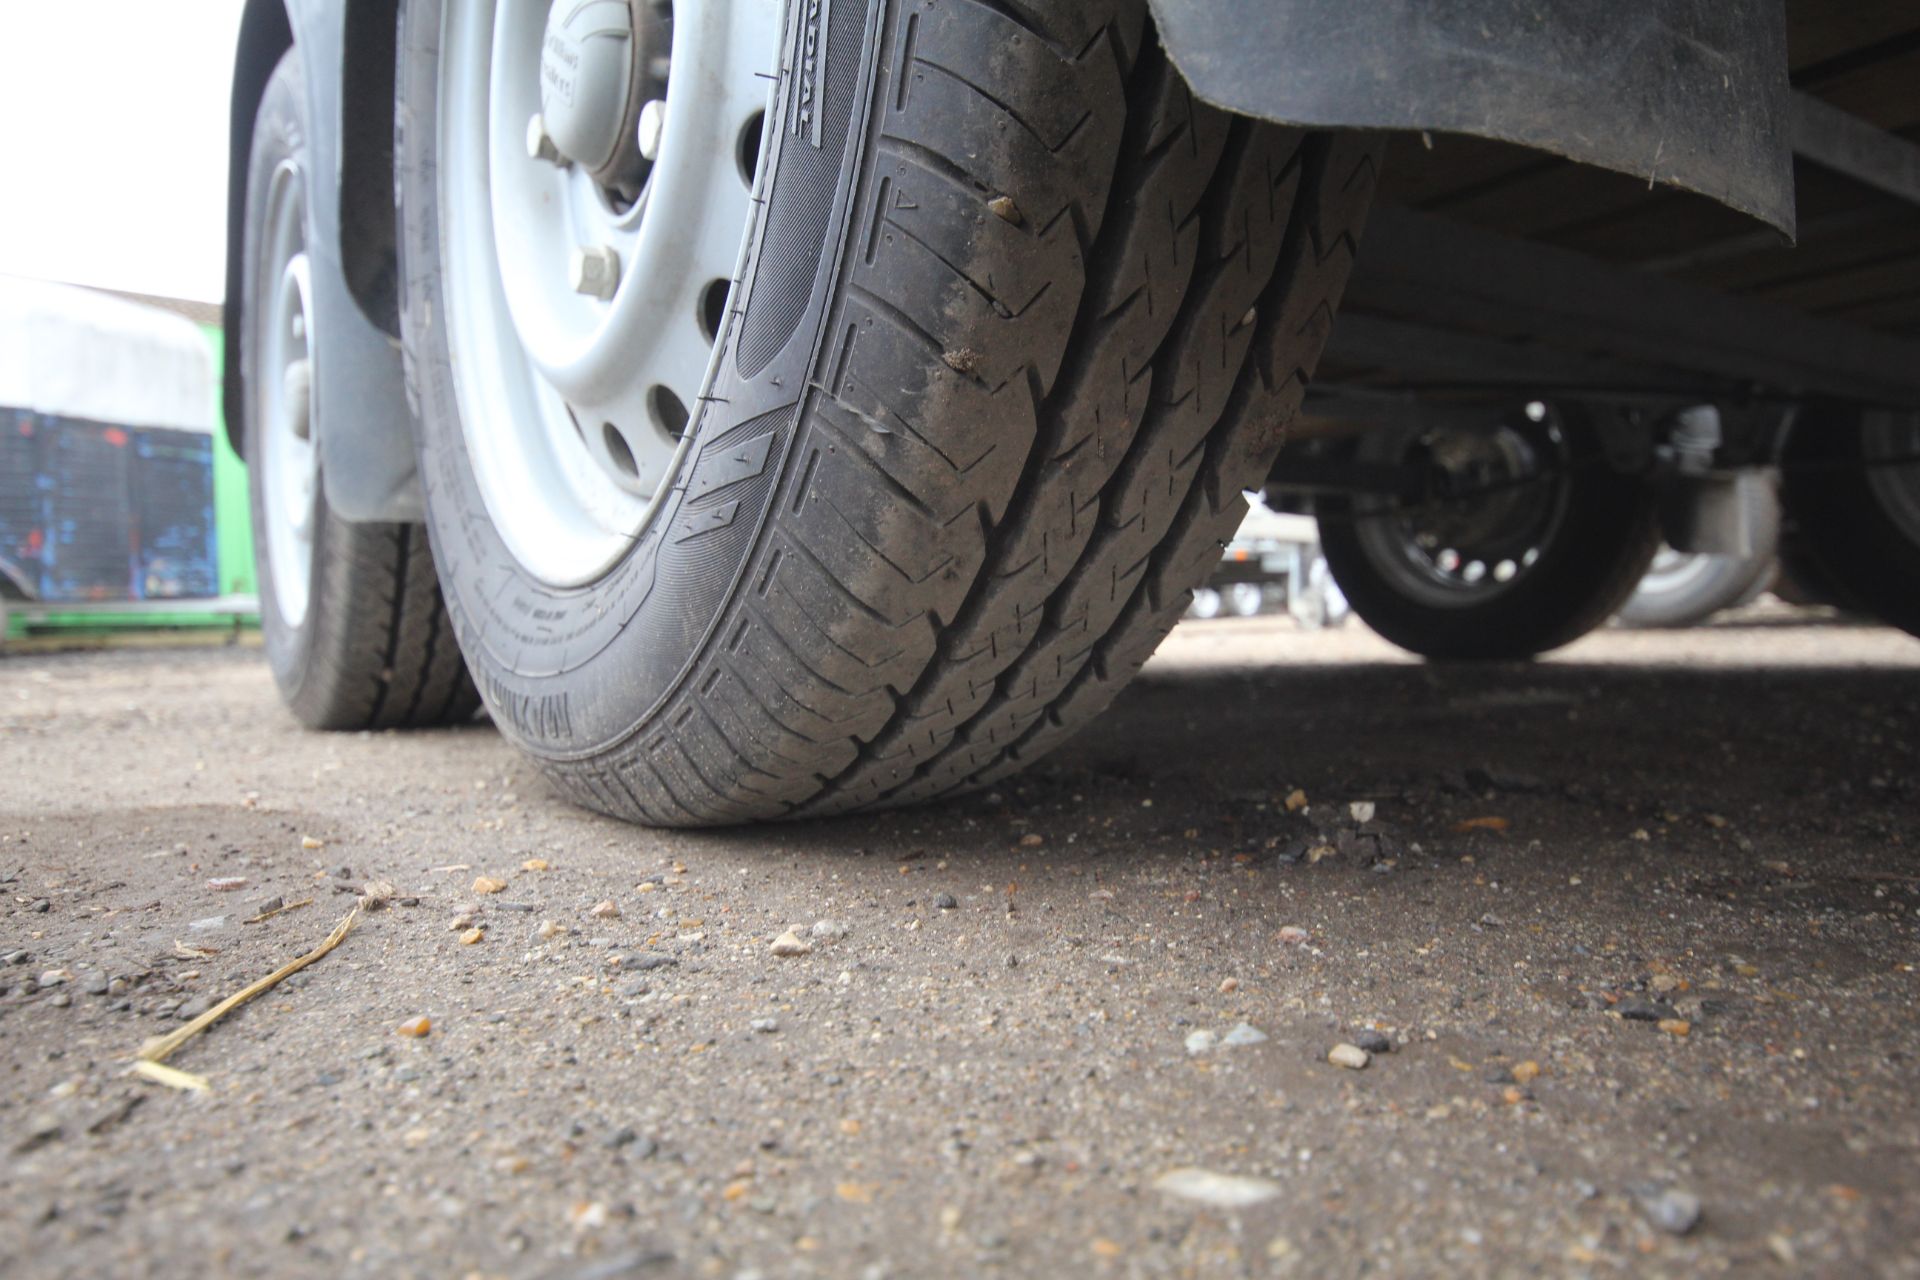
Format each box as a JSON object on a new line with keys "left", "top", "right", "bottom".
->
{"left": 243, "top": 53, "right": 328, "bottom": 714}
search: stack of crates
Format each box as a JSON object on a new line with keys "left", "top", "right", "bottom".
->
{"left": 0, "top": 407, "right": 217, "bottom": 604}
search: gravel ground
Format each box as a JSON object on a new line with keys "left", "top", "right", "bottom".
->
{"left": 2, "top": 611, "right": 1918, "bottom": 1279}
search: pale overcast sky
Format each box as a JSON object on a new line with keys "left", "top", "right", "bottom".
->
{"left": 0, "top": 1, "right": 248, "bottom": 302}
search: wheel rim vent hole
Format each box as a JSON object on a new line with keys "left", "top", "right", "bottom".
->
{"left": 698, "top": 278, "right": 730, "bottom": 343}
{"left": 737, "top": 109, "right": 765, "bottom": 189}
{"left": 650, "top": 385, "right": 690, "bottom": 440}
{"left": 602, "top": 422, "right": 639, "bottom": 476}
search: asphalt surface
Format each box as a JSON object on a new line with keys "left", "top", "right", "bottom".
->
{"left": 3, "top": 611, "right": 1918, "bottom": 1278}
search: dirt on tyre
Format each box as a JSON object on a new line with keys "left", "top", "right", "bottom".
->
{"left": 243, "top": 51, "right": 479, "bottom": 731}
{"left": 397, "top": 0, "right": 1380, "bottom": 826}
{"left": 1318, "top": 403, "right": 1660, "bottom": 661}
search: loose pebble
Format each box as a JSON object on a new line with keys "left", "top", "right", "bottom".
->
{"left": 1154, "top": 1167, "right": 1283, "bottom": 1209}
{"left": 1218, "top": 977, "right": 1239, "bottom": 994}
{"left": 1616, "top": 997, "right": 1678, "bottom": 1023}
{"left": 770, "top": 931, "right": 812, "bottom": 957}
{"left": 1328, "top": 1043, "right": 1371, "bottom": 1070}
{"left": 1221, "top": 1022, "right": 1268, "bottom": 1048}
{"left": 1184, "top": 1030, "right": 1217, "bottom": 1056}
{"left": 1352, "top": 1029, "right": 1392, "bottom": 1055}
{"left": 1512, "top": 1060, "right": 1542, "bottom": 1084}
{"left": 207, "top": 877, "right": 248, "bottom": 892}
{"left": 1277, "top": 926, "right": 1310, "bottom": 946}
{"left": 1633, "top": 1185, "right": 1703, "bottom": 1235}
{"left": 933, "top": 893, "right": 958, "bottom": 910}
{"left": 589, "top": 900, "right": 620, "bottom": 919}
{"left": 1284, "top": 789, "right": 1309, "bottom": 812}
{"left": 521, "top": 859, "right": 549, "bottom": 872}
{"left": 537, "top": 920, "right": 566, "bottom": 940}
{"left": 301, "top": 836, "right": 324, "bottom": 850}
{"left": 749, "top": 1018, "right": 779, "bottom": 1034}
{"left": 1658, "top": 1019, "right": 1692, "bottom": 1037}
{"left": 472, "top": 876, "right": 506, "bottom": 895}
{"left": 460, "top": 928, "right": 485, "bottom": 946}
{"left": 396, "top": 1016, "right": 431, "bottom": 1038}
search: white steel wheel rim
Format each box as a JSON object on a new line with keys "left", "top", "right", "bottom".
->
{"left": 258, "top": 160, "right": 319, "bottom": 628}
{"left": 438, "top": 0, "right": 779, "bottom": 588}
{"left": 1636, "top": 546, "right": 1721, "bottom": 598}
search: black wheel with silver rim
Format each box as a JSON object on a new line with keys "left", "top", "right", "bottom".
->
{"left": 243, "top": 51, "right": 479, "bottom": 730}
{"left": 1318, "top": 402, "right": 1659, "bottom": 660}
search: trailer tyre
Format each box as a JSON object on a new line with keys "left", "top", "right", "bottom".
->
{"left": 244, "top": 51, "right": 480, "bottom": 730}
{"left": 1780, "top": 402, "right": 1920, "bottom": 639}
{"left": 1617, "top": 480, "right": 1779, "bottom": 629}
{"left": 1319, "top": 403, "right": 1659, "bottom": 660}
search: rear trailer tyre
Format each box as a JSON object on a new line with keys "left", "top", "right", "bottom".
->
{"left": 1318, "top": 403, "right": 1659, "bottom": 660}
{"left": 398, "top": 0, "right": 1380, "bottom": 826}
{"left": 243, "top": 52, "right": 480, "bottom": 731}
{"left": 1188, "top": 588, "right": 1224, "bottom": 621}
{"left": 1616, "top": 543, "right": 1775, "bottom": 630}
{"left": 1618, "top": 478, "right": 1779, "bottom": 629}
{"left": 1226, "top": 581, "right": 1265, "bottom": 617}
{"left": 1780, "top": 403, "right": 1920, "bottom": 639}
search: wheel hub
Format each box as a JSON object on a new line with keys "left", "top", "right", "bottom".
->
{"left": 538, "top": 0, "right": 669, "bottom": 194}
{"left": 1354, "top": 407, "right": 1571, "bottom": 606}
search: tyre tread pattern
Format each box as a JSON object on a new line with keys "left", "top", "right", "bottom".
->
{"left": 546, "top": 0, "right": 1378, "bottom": 823}
{"left": 294, "top": 517, "right": 482, "bottom": 731}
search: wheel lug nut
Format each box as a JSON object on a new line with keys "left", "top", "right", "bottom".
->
{"left": 636, "top": 99, "right": 666, "bottom": 162}
{"left": 570, "top": 245, "right": 622, "bottom": 300}
{"left": 527, "top": 113, "right": 567, "bottom": 166}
